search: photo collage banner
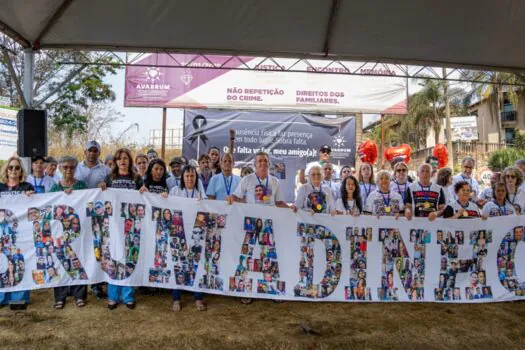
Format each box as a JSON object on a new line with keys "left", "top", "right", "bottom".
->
{"left": 1, "top": 189, "right": 524, "bottom": 303}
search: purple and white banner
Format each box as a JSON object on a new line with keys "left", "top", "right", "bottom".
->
{"left": 124, "top": 54, "right": 408, "bottom": 114}
{"left": 1, "top": 189, "right": 525, "bottom": 303}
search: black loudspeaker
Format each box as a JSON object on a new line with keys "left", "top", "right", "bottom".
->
{"left": 17, "top": 109, "right": 48, "bottom": 157}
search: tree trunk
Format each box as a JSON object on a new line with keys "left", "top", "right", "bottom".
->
{"left": 442, "top": 68, "right": 454, "bottom": 168}
{"left": 496, "top": 89, "right": 504, "bottom": 145}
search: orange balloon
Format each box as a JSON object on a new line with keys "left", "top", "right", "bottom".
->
{"left": 358, "top": 140, "right": 378, "bottom": 164}
{"left": 384, "top": 144, "right": 412, "bottom": 164}
{"left": 433, "top": 144, "right": 449, "bottom": 168}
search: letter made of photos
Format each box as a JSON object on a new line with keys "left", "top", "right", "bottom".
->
{"left": 435, "top": 229, "right": 492, "bottom": 301}
{"left": 0, "top": 209, "right": 24, "bottom": 288}
{"left": 294, "top": 222, "right": 342, "bottom": 298}
{"left": 497, "top": 225, "right": 525, "bottom": 296}
{"left": 87, "top": 201, "right": 144, "bottom": 280}
{"left": 29, "top": 205, "right": 88, "bottom": 285}
{"left": 229, "top": 217, "right": 285, "bottom": 296}
{"left": 345, "top": 226, "right": 373, "bottom": 300}
{"left": 149, "top": 208, "right": 224, "bottom": 290}
{"left": 378, "top": 227, "right": 429, "bottom": 301}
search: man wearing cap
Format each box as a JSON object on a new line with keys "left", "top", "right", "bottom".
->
{"left": 167, "top": 157, "right": 184, "bottom": 191}
{"left": 305, "top": 145, "right": 341, "bottom": 181}
{"left": 75, "top": 141, "right": 111, "bottom": 189}
{"left": 44, "top": 157, "right": 61, "bottom": 182}
{"left": 27, "top": 155, "right": 56, "bottom": 193}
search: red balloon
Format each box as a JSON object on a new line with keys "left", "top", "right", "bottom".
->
{"left": 433, "top": 144, "right": 449, "bottom": 168}
{"left": 358, "top": 140, "right": 378, "bottom": 164}
{"left": 384, "top": 144, "right": 412, "bottom": 164}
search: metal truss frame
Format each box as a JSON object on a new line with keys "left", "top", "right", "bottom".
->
{"left": 52, "top": 51, "right": 525, "bottom": 87}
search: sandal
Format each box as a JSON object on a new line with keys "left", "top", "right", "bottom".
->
{"left": 54, "top": 301, "right": 65, "bottom": 309}
{"left": 76, "top": 299, "right": 86, "bottom": 308}
{"left": 195, "top": 300, "right": 207, "bottom": 311}
{"left": 172, "top": 301, "right": 181, "bottom": 312}
{"left": 240, "top": 298, "right": 253, "bottom": 305}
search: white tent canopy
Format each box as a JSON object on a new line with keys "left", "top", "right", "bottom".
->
{"left": 0, "top": 0, "right": 524, "bottom": 71}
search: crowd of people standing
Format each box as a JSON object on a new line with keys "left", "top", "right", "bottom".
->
{"left": 0, "top": 139, "right": 523, "bottom": 311}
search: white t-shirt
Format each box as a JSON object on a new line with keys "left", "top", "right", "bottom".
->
{"left": 482, "top": 200, "right": 517, "bottom": 217}
{"left": 390, "top": 180, "right": 409, "bottom": 203}
{"left": 365, "top": 190, "right": 405, "bottom": 216}
{"left": 443, "top": 200, "right": 480, "bottom": 218}
{"left": 452, "top": 174, "right": 480, "bottom": 200}
{"left": 479, "top": 187, "right": 493, "bottom": 202}
{"left": 506, "top": 187, "right": 525, "bottom": 213}
{"left": 233, "top": 173, "right": 284, "bottom": 206}
{"left": 322, "top": 179, "right": 339, "bottom": 200}
{"left": 295, "top": 183, "right": 334, "bottom": 213}
{"left": 359, "top": 182, "right": 376, "bottom": 209}
{"left": 335, "top": 198, "right": 360, "bottom": 215}
{"left": 26, "top": 175, "right": 55, "bottom": 193}
{"left": 170, "top": 186, "right": 207, "bottom": 199}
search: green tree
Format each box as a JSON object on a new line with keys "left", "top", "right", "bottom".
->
{"left": 464, "top": 71, "right": 525, "bottom": 145}
{"left": 488, "top": 148, "right": 525, "bottom": 171}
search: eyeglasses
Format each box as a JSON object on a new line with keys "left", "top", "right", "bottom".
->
{"left": 396, "top": 168, "right": 407, "bottom": 173}
{"left": 506, "top": 174, "right": 517, "bottom": 179}
{"left": 7, "top": 165, "right": 21, "bottom": 171}
{"left": 62, "top": 165, "right": 75, "bottom": 170}
{"left": 320, "top": 150, "right": 331, "bottom": 154}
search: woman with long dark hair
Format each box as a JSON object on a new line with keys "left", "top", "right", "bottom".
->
{"left": 336, "top": 175, "right": 362, "bottom": 216}
{"left": 140, "top": 159, "right": 169, "bottom": 197}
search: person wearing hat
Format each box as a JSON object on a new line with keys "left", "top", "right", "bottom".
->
{"left": 75, "top": 140, "right": 111, "bottom": 189}
{"left": 26, "top": 155, "right": 56, "bottom": 193}
{"left": 44, "top": 156, "right": 61, "bottom": 182}
{"left": 167, "top": 157, "right": 184, "bottom": 191}
{"left": 305, "top": 145, "right": 341, "bottom": 181}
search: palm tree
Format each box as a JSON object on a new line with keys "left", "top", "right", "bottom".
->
{"left": 408, "top": 78, "right": 468, "bottom": 146}
{"left": 464, "top": 72, "right": 525, "bottom": 145}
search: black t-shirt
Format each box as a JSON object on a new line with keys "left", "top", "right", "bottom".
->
{"left": 406, "top": 182, "right": 445, "bottom": 217}
{"left": 105, "top": 174, "right": 142, "bottom": 190}
{"left": 144, "top": 179, "right": 168, "bottom": 194}
{"left": 0, "top": 182, "right": 35, "bottom": 196}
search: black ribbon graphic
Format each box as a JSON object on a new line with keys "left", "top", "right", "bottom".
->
{"left": 189, "top": 115, "right": 208, "bottom": 146}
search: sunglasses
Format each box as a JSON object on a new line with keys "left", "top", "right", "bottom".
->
{"left": 320, "top": 150, "right": 331, "bottom": 154}
{"left": 396, "top": 168, "right": 407, "bottom": 173}
{"left": 8, "top": 165, "right": 21, "bottom": 171}
{"left": 506, "top": 175, "right": 517, "bottom": 179}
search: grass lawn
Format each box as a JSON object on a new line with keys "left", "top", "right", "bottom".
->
{"left": 0, "top": 288, "right": 524, "bottom": 349}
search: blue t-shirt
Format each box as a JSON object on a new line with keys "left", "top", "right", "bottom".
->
{"left": 206, "top": 173, "right": 241, "bottom": 201}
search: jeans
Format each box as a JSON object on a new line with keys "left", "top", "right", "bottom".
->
{"left": 171, "top": 290, "right": 203, "bottom": 301}
{"left": 0, "top": 291, "right": 30, "bottom": 305}
{"left": 107, "top": 284, "right": 135, "bottom": 303}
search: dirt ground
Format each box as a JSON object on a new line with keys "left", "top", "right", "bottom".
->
{"left": 0, "top": 289, "right": 523, "bottom": 349}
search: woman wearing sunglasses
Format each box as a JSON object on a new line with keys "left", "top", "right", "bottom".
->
{"left": 502, "top": 166, "right": 524, "bottom": 214}
{"left": 390, "top": 162, "right": 410, "bottom": 205}
{"left": 0, "top": 156, "right": 34, "bottom": 308}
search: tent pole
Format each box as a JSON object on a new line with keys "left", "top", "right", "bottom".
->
{"left": 381, "top": 114, "right": 385, "bottom": 169}
{"left": 23, "top": 48, "right": 34, "bottom": 108}
{"left": 161, "top": 107, "right": 167, "bottom": 160}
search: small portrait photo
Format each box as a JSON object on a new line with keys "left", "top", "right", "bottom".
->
{"left": 104, "top": 201, "right": 113, "bottom": 216}
{"left": 27, "top": 207, "right": 41, "bottom": 222}
{"left": 94, "top": 201, "right": 105, "bottom": 217}
{"left": 514, "top": 226, "right": 524, "bottom": 241}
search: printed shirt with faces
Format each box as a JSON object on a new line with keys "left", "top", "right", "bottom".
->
{"left": 482, "top": 200, "right": 517, "bottom": 217}
{"left": 233, "top": 173, "right": 284, "bottom": 206}
{"left": 389, "top": 181, "right": 409, "bottom": 204}
{"left": 295, "top": 183, "right": 334, "bottom": 213}
{"left": 335, "top": 198, "right": 360, "bottom": 215}
{"left": 443, "top": 200, "right": 480, "bottom": 218}
{"left": 451, "top": 173, "right": 480, "bottom": 200}
{"left": 506, "top": 187, "right": 525, "bottom": 214}
{"left": 405, "top": 182, "right": 446, "bottom": 217}
{"left": 365, "top": 190, "right": 404, "bottom": 216}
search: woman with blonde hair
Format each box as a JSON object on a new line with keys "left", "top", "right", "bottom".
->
{"left": 0, "top": 156, "right": 34, "bottom": 307}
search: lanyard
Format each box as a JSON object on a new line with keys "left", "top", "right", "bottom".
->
{"left": 223, "top": 174, "right": 233, "bottom": 196}
{"left": 419, "top": 182, "right": 432, "bottom": 201}
{"left": 362, "top": 182, "right": 372, "bottom": 198}
{"left": 494, "top": 200, "right": 508, "bottom": 215}
{"left": 457, "top": 200, "right": 469, "bottom": 209}
{"left": 395, "top": 181, "right": 407, "bottom": 201}
{"left": 506, "top": 186, "right": 517, "bottom": 204}
{"left": 185, "top": 188, "right": 196, "bottom": 198}
{"left": 311, "top": 184, "right": 322, "bottom": 193}
{"left": 380, "top": 191, "right": 391, "bottom": 207}
{"left": 256, "top": 175, "right": 269, "bottom": 194}
{"left": 461, "top": 174, "right": 472, "bottom": 185}
{"left": 200, "top": 173, "right": 209, "bottom": 189}
{"left": 33, "top": 176, "right": 44, "bottom": 188}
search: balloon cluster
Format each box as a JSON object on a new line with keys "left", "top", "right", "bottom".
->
{"left": 432, "top": 144, "right": 449, "bottom": 168}
{"left": 384, "top": 144, "right": 412, "bottom": 164}
{"left": 358, "top": 140, "right": 378, "bottom": 164}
